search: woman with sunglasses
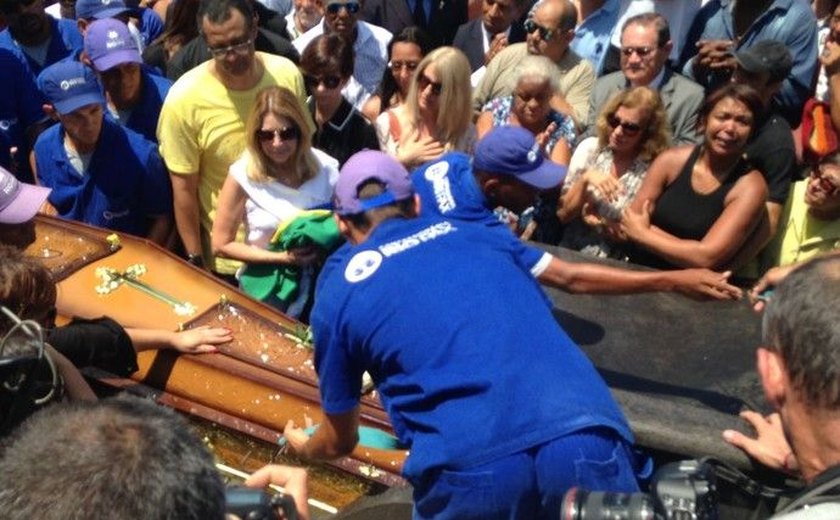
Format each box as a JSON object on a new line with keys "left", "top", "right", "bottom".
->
{"left": 211, "top": 86, "right": 338, "bottom": 316}
{"left": 758, "top": 151, "right": 840, "bottom": 273}
{"left": 375, "top": 46, "right": 476, "bottom": 169}
{"left": 617, "top": 83, "right": 768, "bottom": 270}
{"left": 558, "top": 86, "right": 670, "bottom": 259}
{"left": 299, "top": 33, "right": 379, "bottom": 167}
{"left": 476, "top": 55, "right": 576, "bottom": 166}
{"left": 362, "top": 27, "right": 433, "bottom": 122}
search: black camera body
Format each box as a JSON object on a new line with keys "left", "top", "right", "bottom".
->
{"left": 225, "top": 486, "right": 297, "bottom": 520}
{"left": 562, "top": 459, "right": 719, "bottom": 520}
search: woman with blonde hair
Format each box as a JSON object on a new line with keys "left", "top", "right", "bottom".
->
{"left": 559, "top": 86, "right": 670, "bottom": 259}
{"left": 212, "top": 86, "right": 338, "bottom": 316}
{"left": 375, "top": 46, "right": 476, "bottom": 169}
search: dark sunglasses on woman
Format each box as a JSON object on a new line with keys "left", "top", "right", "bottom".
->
{"left": 607, "top": 114, "right": 642, "bottom": 137}
{"left": 417, "top": 74, "right": 443, "bottom": 96}
{"left": 256, "top": 127, "right": 301, "bottom": 142}
{"left": 305, "top": 75, "right": 342, "bottom": 90}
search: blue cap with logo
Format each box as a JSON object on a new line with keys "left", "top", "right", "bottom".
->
{"left": 473, "top": 126, "right": 567, "bottom": 190}
{"left": 333, "top": 150, "right": 415, "bottom": 215}
{"left": 37, "top": 61, "right": 105, "bottom": 116}
{"left": 75, "top": 0, "right": 131, "bottom": 20}
{"left": 85, "top": 18, "right": 141, "bottom": 71}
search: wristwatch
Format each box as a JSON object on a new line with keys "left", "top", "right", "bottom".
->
{"left": 186, "top": 253, "right": 204, "bottom": 267}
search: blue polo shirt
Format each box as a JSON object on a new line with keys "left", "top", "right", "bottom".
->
{"left": 136, "top": 8, "right": 164, "bottom": 48}
{"left": 312, "top": 215, "right": 633, "bottom": 480}
{"left": 0, "top": 17, "right": 84, "bottom": 75}
{"left": 0, "top": 48, "right": 44, "bottom": 154}
{"left": 411, "top": 152, "right": 549, "bottom": 274}
{"left": 33, "top": 115, "right": 172, "bottom": 236}
{"left": 569, "top": 0, "right": 619, "bottom": 75}
{"left": 120, "top": 69, "right": 171, "bottom": 143}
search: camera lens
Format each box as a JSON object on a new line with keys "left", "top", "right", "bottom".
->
{"left": 562, "top": 487, "right": 655, "bottom": 520}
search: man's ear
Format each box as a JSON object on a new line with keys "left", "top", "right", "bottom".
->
{"left": 42, "top": 104, "right": 59, "bottom": 121}
{"left": 76, "top": 18, "right": 89, "bottom": 36}
{"left": 757, "top": 347, "right": 788, "bottom": 409}
{"left": 411, "top": 193, "right": 421, "bottom": 216}
{"left": 662, "top": 40, "right": 674, "bottom": 57}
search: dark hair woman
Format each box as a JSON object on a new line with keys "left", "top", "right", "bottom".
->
{"left": 361, "top": 26, "right": 433, "bottom": 122}
{"left": 299, "top": 33, "right": 379, "bottom": 167}
{"left": 619, "top": 83, "right": 769, "bottom": 270}
{"left": 141, "top": 0, "right": 200, "bottom": 75}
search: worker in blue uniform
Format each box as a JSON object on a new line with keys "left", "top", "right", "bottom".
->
{"left": 0, "top": 47, "right": 45, "bottom": 176}
{"left": 410, "top": 126, "right": 744, "bottom": 298}
{"left": 0, "top": 0, "right": 83, "bottom": 75}
{"left": 284, "top": 149, "right": 642, "bottom": 519}
{"left": 33, "top": 60, "right": 171, "bottom": 244}
{"left": 84, "top": 18, "right": 171, "bottom": 143}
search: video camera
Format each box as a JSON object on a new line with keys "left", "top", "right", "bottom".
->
{"left": 226, "top": 486, "right": 298, "bottom": 520}
{"left": 562, "top": 459, "right": 718, "bottom": 520}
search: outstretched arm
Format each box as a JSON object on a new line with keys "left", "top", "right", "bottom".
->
{"left": 125, "top": 326, "right": 232, "bottom": 354}
{"left": 537, "top": 256, "right": 742, "bottom": 300}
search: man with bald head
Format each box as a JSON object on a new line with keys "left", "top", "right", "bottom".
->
{"left": 473, "top": 0, "right": 594, "bottom": 126}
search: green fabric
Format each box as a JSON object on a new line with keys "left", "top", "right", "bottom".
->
{"left": 239, "top": 210, "right": 343, "bottom": 303}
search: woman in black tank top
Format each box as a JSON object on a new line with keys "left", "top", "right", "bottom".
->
{"left": 617, "top": 84, "right": 769, "bottom": 270}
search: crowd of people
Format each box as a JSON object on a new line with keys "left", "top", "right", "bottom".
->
{"left": 2, "top": 0, "right": 840, "bottom": 518}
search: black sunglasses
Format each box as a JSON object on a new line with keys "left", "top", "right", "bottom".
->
{"left": 256, "top": 127, "right": 301, "bottom": 142}
{"left": 325, "top": 1, "right": 359, "bottom": 14}
{"left": 523, "top": 19, "right": 555, "bottom": 41}
{"left": 417, "top": 74, "right": 442, "bottom": 96}
{"left": 607, "top": 114, "right": 642, "bottom": 136}
{"left": 305, "top": 75, "right": 342, "bottom": 90}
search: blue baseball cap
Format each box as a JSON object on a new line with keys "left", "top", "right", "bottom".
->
{"left": 334, "top": 151, "right": 415, "bottom": 215}
{"left": 85, "top": 18, "right": 141, "bottom": 71}
{"left": 75, "top": 0, "right": 130, "bottom": 20}
{"left": 473, "top": 126, "right": 567, "bottom": 190}
{"left": 37, "top": 61, "right": 105, "bottom": 116}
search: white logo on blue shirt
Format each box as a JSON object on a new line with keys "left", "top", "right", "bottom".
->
{"left": 344, "top": 250, "right": 383, "bottom": 283}
{"left": 424, "top": 161, "right": 456, "bottom": 213}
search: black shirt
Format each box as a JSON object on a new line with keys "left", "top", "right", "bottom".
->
{"left": 308, "top": 97, "right": 379, "bottom": 167}
{"left": 744, "top": 111, "right": 796, "bottom": 205}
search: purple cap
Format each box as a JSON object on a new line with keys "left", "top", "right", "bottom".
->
{"left": 85, "top": 18, "right": 141, "bottom": 72}
{"left": 333, "top": 151, "right": 415, "bottom": 215}
{"left": 0, "top": 167, "right": 51, "bottom": 224}
{"left": 473, "top": 126, "right": 567, "bottom": 190}
{"left": 37, "top": 61, "right": 105, "bottom": 116}
{"left": 75, "top": 0, "right": 130, "bottom": 20}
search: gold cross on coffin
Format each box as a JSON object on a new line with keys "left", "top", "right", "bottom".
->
{"left": 94, "top": 263, "right": 197, "bottom": 316}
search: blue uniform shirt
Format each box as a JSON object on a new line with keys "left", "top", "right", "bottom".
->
{"left": 312, "top": 216, "right": 634, "bottom": 480}
{"left": 121, "top": 69, "right": 171, "bottom": 143}
{"left": 0, "top": 17, "right": 84, "bottom": 75}
{"left": 34, "top": 115, "right": 172, "bottom": 236}
{"left": 411, "top": 152, "right": 550, "bottom": 274}
{"left": 0, "top": 48, "right": 44, "bottom": 154}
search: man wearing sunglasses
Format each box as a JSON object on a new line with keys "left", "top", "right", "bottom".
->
{"left": 165, "top": 0, "right": 300, "bottom": 81}
{"left": 585, "top": 12, "right": 704, "bottom": 146}
{"left": 158, "top": 0, "right": 306, "bottom": 277}
{"left": 473, "top": 0, "right": 595, "bottom": 127}
{"left": 0, "top": 0, "right": 83, "bottom": 76}
{"left": 293, "top": 0, "right": 391, "bottom": 110}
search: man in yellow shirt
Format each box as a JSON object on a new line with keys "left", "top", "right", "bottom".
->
{"left": 157, "top": 0, "right": 307, "bottom": 277}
